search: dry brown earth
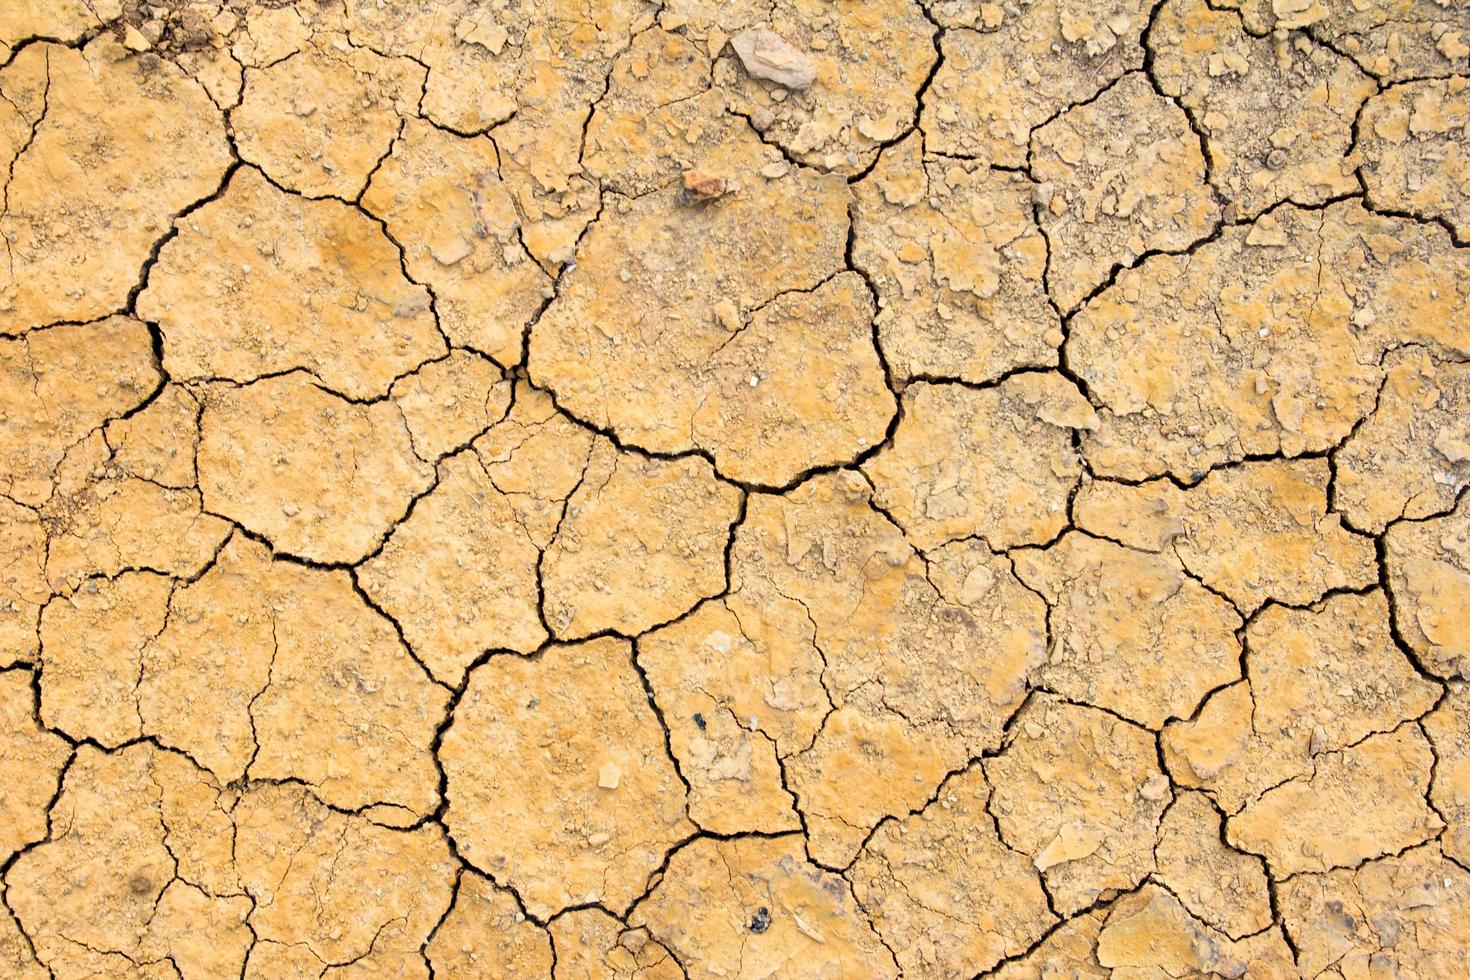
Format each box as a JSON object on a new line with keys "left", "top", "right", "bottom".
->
{"left": 1, "top": 0, "right": 1468, "bottom": 976}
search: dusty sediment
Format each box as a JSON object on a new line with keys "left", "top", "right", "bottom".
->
{"left": 1, "top": 0, "right": 1468, "bottom": 975}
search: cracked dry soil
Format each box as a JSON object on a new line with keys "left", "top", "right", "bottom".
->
{"left": 1, "top": 0, "right": 1468, "bottom": 977}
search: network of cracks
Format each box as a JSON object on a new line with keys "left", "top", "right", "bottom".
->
{"left": 2, "top": 0, "right": 1469, "bottom": 976}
